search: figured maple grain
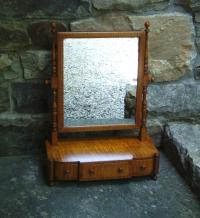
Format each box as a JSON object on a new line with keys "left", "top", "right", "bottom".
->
{"left": 79, "top": 160, "right": 132, "bottom": 181}
{"left": 45, "top": 136, "right": 159, "bottom": 182}
{"left": 46, "top": 136, "right": 158, "bottom": 162}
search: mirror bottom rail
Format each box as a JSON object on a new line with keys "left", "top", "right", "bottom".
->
{"left": 45, "top": 136, "right": 159, "bottom": 185}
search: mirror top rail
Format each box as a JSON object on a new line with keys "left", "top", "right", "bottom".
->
{"left": 57, "top": 31, "right": 145, "bottom": 39}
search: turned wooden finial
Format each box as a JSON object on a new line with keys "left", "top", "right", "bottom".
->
{"left": 50, "top": 20, "right": 58, "bottom": 146}
{"left": 139, "top": 21, "right": 151, "bottom": 141}
{"left": 144, "top": 21, "right": 150, "bottom": 33}
{"left": 51, "top": 21, "right": 57, "bottom": 34}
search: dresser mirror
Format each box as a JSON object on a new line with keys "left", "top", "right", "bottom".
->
{"left": 45, "top": 22, "right": 160, "bottom": 185}
{"left": 57, "top": 32, "right": 146, "bottom": 132}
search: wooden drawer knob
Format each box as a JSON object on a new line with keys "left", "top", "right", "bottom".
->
{"left": 64, "top": 169, "right": 70, "bottom": 176}
{"left": 118, "top": 167, "right": 124, "bottom": 173}
{"left": 88, "top": 169, "right": 95, "bottom": 175}
{"left": 140, "top": 165, "right": 146, "bottom": 171}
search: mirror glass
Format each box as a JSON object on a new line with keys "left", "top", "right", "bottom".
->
{"left": 63, "top": 37, "right": 139, "bottom": 127}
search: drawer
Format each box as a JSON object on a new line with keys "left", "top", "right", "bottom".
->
{"left": 79, "top": 160, "right": 131, "bottom": 181}
{"left": 54, "top": 162, "right": 78, "bottom": 181}
{"left": 132, "top": 159, "right": 154, "bottom": 177}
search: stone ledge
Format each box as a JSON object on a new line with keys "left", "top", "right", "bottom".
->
{"left": 148, "top": 79, "right": 200, "bottom": 117}
{"left": 125, "top": 79, "right": 200, "bottom": 120}
{"left": 162, "top": 122, "right": 200, "bottom": 197}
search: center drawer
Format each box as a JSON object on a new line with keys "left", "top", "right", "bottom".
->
{"left": 79, "top": 160, "right": 132, "bottom": 181}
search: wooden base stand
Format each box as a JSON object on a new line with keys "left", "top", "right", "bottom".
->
{"left": 44, "top": 23, "right": 159, "bottom": 185}
{"left": 46, "top": 135, "right": 159, "bottom": 184}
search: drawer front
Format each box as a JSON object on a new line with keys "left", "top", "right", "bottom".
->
{"left": 54, "top": 162, "right": 78, "bottom": 181}
{"left": 79, "top": 161, "right": 131, "bottom": 181}
{"left": 132, "top": 159, "right": 154, "bottom": 177}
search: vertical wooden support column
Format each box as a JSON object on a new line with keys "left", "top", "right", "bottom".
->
{"left": 48, "top": 160, "right": 54, "bottom": 186}
{"left": 151, "top": 153, "right": 160, "bottom": 180}
{"left": 139, "top": 22, "right": 150, "bottom": 141}
{"left": 51, "top": 21, "right": 58, "bottom": 145}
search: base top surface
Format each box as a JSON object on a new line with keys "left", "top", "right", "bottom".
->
{"left": 46, "top": 136, "right": 158, "bottom": 163}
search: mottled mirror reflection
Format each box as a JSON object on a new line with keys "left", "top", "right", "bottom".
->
{"left": 63, "top": 37, "right": 138, "bottom": 126}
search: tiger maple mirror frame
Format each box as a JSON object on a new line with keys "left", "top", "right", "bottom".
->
{"left": 45, "top": 22, "right": 159, "bottom": 185}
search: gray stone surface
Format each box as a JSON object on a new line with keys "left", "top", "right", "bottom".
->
{"left": 127, "top": 13, "right": 195, "bottom": 82}
{"left": 71, "top": 13, "right": 195, "bottom": 82}
{"left": 27, "top": 21, "right": 68, "bottom": 49}
{"left": 21, "top": 50, "right": 51, "bottom": 79}
{"left": 196, "top": 24, "right": 200, "bottom": 37}
{"left": 0, "top": 113, "right": 50, "bottom": 156}
{"left": 124, "top": 79, "right": 200, "bottom": 121}
{"left": 0, "top": 81, "right": 9, "bottom": 112}
{"left": 163, "top": 122, "right": 200, "bottom": 196}
{"left": 147, "top": 117, "right": 164, "bottom": 147}
{"left": 0, "top": 153, "right": 200, "bottom": 217}
{"left": 76, "top": 4, "right": 91, "bottom": 18}
{"left": 194, "top": 57, "right": 200, "bottom": 79}
{"left": 174, "top": 0, "right": 188, "bottom": 5}
{"left": 11, "top": 83, "right": 50, "bottom": 114}
{"left": 71, "top": 14, "right": 132, "bottom": 32}
{"left": 0, "top": 0, "right": 90, "bottom": 19}
{"left": 0, "top": 53, "right": 22, "bottom": 80}
{"left": 0, "top": 22, "right": 30, "bottom": 49}
{"left": 175, "top": 0, "right": 200, "bottom": 12}
{"left": 148, "top": 80, "right": 200, "bottom": 117}
{"left": 92, "top": 0, "right": 169, "bottom": 11}
{"left": 195, "top": 12, "right": 200, "bottom": 23}
{"left": 194, "top": 67, "right": 200, "bottom": 80}
{"left": 189, "top": 0, "right": 200, "bottom": 12}
{"left": 195, "top": 37, "right": 200, "bottom": 53}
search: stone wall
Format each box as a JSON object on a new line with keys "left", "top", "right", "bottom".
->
{"left": 0, "top": 0, "right": 200, "bottom": 155}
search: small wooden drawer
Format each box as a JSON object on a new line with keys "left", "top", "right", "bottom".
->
{"left": 79, "top": 161, "right": 131, "bottom": 181}
{"left": 132, "top": 159, "right": 154, "bottom": 177}
{"left": 54, "top": 162, "right": 78, "bottom": 181}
